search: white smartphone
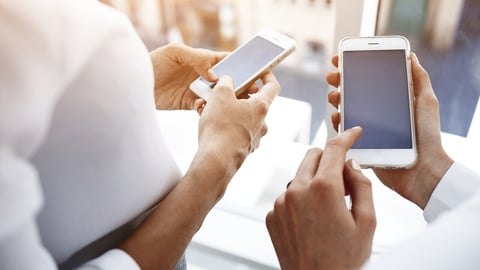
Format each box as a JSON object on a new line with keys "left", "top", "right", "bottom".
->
{"left": 338, "top": 36, "right": 417, "bottom": 169}
{"left": 189, "top": 30, "right": 296, "bottom": 101}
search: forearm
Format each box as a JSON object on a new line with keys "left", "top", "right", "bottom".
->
{"left": 118, "top": 145, "right": 243, "bottom": 269}
{"left": 410, "top": 152, "right": 454, "bottom": 209}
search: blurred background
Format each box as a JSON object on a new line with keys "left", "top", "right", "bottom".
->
{"left": 101, "top": 0, "right": 479, "bottom": 269}
{"left": 101, "top": 0, "right": 479, "bottom": 139}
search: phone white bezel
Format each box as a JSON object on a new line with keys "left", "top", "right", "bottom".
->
{"left": 189, "top": 30, "right": 296, "bottom": 101}
{"left": 339, "top": 36, "right": 417, "bottom": 169}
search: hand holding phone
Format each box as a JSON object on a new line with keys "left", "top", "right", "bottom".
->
{"left": 339, "top": 36, "right": 417, "bottom": 169}
{"left": 190, "top": 31, "right": 296, "bottom": 101}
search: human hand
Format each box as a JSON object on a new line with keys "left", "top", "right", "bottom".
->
{"left": 196, "top": 72, "right": 279, "bottom": 174}
{"left": 266, "top": 128, "right": 376, "bottom": 270}
{"left": 118, "top": 72, "right": 277, "bottom": 270}
{"left": 326, "top": 53, "right": 454, "bottom": 209}
{"left": 150, "top": 43, "right": 227, "bottom": 110}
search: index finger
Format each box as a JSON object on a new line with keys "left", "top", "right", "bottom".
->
{"left": 316, "top": 127, "right": 362, "bottom": 178}
{"left": 249, "top": 71, "right": 280, "bottom": 106}
{"left": 289, "top": 148, "right": 323, "bottom": 188}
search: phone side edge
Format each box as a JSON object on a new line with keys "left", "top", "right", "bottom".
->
{"left": 189, "top": 79, "right": 211, "bottom": 101}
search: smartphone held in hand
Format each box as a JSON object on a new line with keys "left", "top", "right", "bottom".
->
{"left": 189, "top": 30, "right": 296, "bottom": 101}
{"left": 339, "top": 36, "right": 417, "bottom": 169}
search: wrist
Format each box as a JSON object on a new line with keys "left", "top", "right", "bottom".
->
{"left": 186, "top": 142, "right": 248, "bottom": 202}
{"left": 410, "top": 152, "right": 454, "bottom": 209}
{"left": 198, "top": 131, "right": 251, "bottom": 170}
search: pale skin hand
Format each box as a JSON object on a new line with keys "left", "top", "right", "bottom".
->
{"left": 150, "top": 43, "right": 260, "bottom": 111}
{"left": 326, "top": 53, "right": 454, "bottom": 209}
{"left": 197, "top": 73, "right": 279, "bottom": 163}
{"left": 119, "top": 71, "right": 280, "bottom": 269}
{"left": 150, "top": 43, "right": 226, "bottom": 110}
{"left": 266, "top": 128, "right": 376, "bottom": 270}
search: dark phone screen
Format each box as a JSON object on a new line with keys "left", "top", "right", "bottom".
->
{"left": 201, "top": 36, "right": 285, "bottom": 88}
{"left": 343, "top": 50, "right": 412, "bottom": 149}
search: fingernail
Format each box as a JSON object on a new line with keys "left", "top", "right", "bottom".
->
{"left": 350, "top": 159, "right": 361, "bottom": 170}
{"left": 412, "top": 53, "right": 420, "bottom": 64}
{"left": 208, "top": 69, "right": 217, "bottom": 80}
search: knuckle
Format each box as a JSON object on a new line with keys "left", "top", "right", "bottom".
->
{"left": 216, "top": 83, "right": 232, "bottom": 92}
{"left": 306, "top": 147, "right": 322, "bottom": 156}
{"left": 419, "top": 67, "right": 431, "bottom": 82}
{"left": 325, "top": 136, "right": 344, "bottom": 151}
{"left": 253, "top": 99, "right": 269, "bottom": 116}
{"left": 310, "top": 177, "right": 336, "bottom": 193}
{"left": 363, "top": 211, "right": 377, "bottom": 232}
{"left": 305, "top": 147, "right": 323, "bottom": 160}
{"left": 357, "top": 201, "right": 376, "bottom": 232}
{"left": 419, "top": 91, "right": 440, "bottom": 114}
{"left": 169, "top": 43, "right": 187, "bottom": 55}
{"left": 261, "top": 123, "right": 269, "bottom": 136}
{"left": 273, "top": 195, "right": 285, "bottom": 210}
{"left": 265, "top": 210, "right": 276, "bottom": 227}
{"left": 283, "top": 189, "right": 296, "bottom": 203}
{"left": 426, "top": 94, "right": 440, "bottom": 109}
{"left": 359, "top": 176, "right": 373, "bottom": 189}
{"left": 283, "top": 188, "right": 302, "bottom": 206}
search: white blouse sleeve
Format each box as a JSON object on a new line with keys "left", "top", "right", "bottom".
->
{"left": 423, "top": 162, "right": 480, "bottom": 222}
{"left": 0, "top": 1, "right": 143, "bottom": 269}
{"left": 78, "top": 250, "right": 140, "bottom": 270}
{"left": 363, "top": 193, "right": 480, "bottom": 270}
{"left": 362, "top": 162, "right": 480, "bottom": 269}
{"left": 0, "top": 0, "right": 63, "bottom": 268}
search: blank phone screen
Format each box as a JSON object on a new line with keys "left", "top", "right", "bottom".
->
{"left": 343, "top": 50, "right": 412, "bottom": 149}
{"left": 201, "top": 36, "right": 285, "bottom": 88}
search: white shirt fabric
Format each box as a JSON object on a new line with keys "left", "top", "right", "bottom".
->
{"left": 0, "top": 0, "right": 182, "bottom": 269}
{"left": 364, "top": 162, "right": 480, "bottom": 269}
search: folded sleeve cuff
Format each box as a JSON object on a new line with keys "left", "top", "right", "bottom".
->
{"left": 424, "top": 162, "right": 480, "bottom": 222}
{"left": 78, "top": 249, "right": 140, "bottom": 270}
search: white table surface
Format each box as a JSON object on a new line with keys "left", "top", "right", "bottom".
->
{"left": 156, "top": 98, "right": 427, "bottom": 269}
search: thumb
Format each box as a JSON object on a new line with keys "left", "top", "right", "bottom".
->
{"left": 192, "top": 51, "right": 228, "bottom": 82}
{"left": 209, "top": 76, "right": 235, "bottom": 100}
{"left": 344, "top": 160, "right": 376, "bottom": 231}
{"left": 194, "top": 99, "right": 206, "bottom": 115}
